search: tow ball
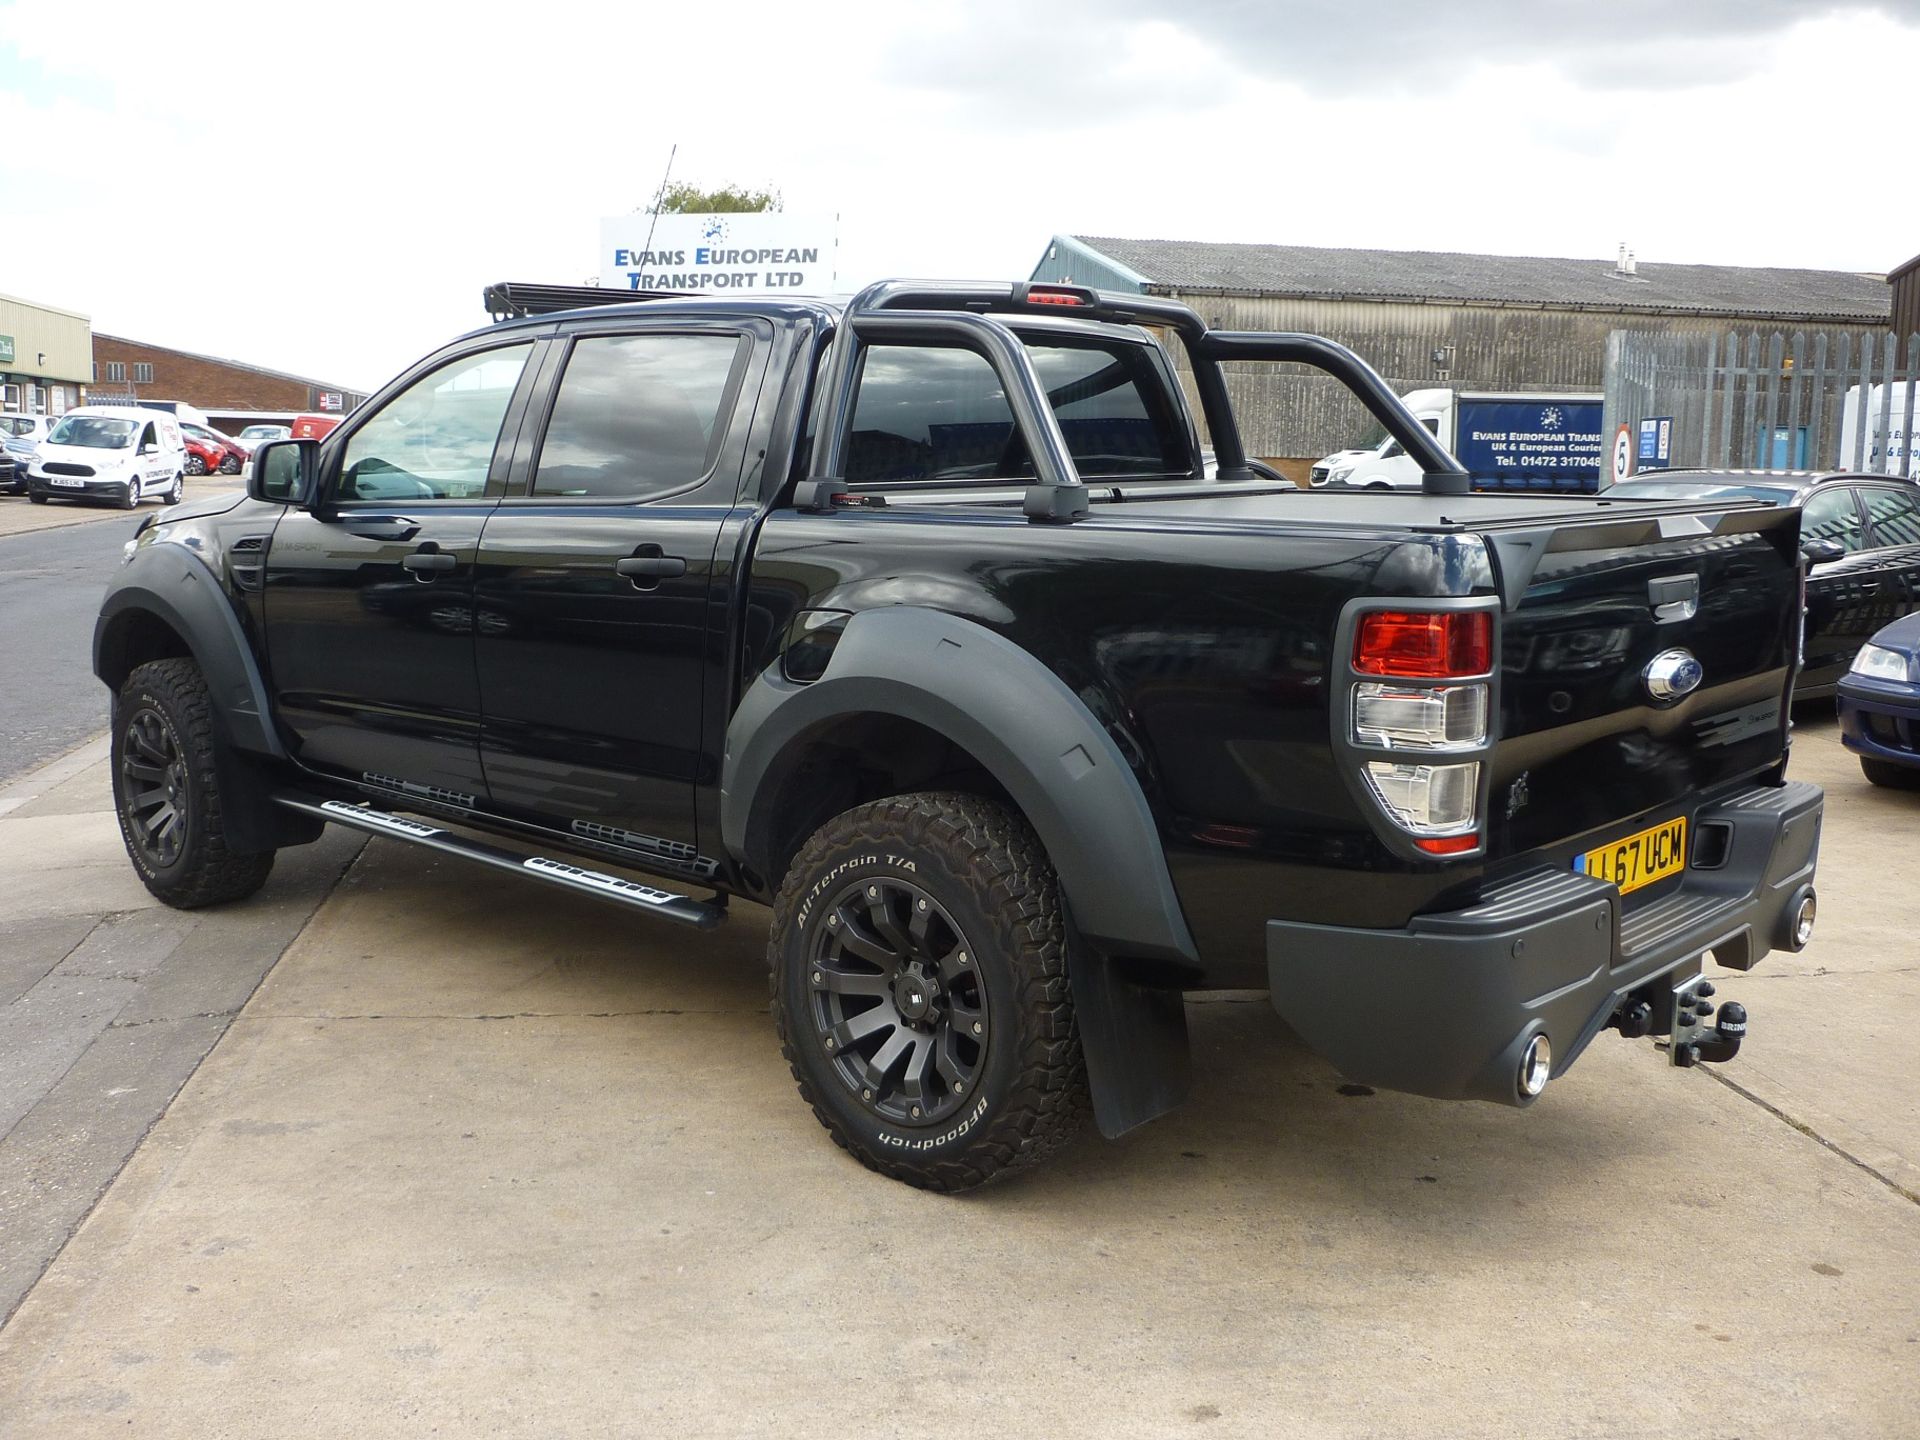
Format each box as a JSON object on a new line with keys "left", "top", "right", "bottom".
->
{"left": 1609, "top": 973, "right": 1748, "bottom": 1067}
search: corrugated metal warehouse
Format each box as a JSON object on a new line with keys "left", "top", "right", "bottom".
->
{"left": 1031, "top": 235, "right": 1895, "bottom": 474}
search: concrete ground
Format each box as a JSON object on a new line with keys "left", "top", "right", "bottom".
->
{"left": 0, "top": 717, "right": 1913, "bottom": 1438}
{"left": 0, "top": 474, "right": 240, "bottom": 541}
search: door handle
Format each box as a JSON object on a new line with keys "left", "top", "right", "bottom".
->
{"left": 347, "top": 516, "right": 421, "bottom": 542}
{"left": 403, "top": 550, "right": 457, "bottom": 573}
{"left": 615, "top": 555, "right": 688, "bottom": 580}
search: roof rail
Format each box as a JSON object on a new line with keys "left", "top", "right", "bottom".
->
{"left": 482, "top": 281, "right": 691, "bottom": 322}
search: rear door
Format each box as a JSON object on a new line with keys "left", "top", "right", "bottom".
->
{"left": 472, "top": 319, "right": 766, "bottom": 871}
{"left": 1857, "top": 482, "right": 1920, "bottom": 613}
{"left": 1799, "top": 484, "right": 1882, "bottom": 688}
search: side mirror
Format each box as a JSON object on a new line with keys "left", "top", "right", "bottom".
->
{"left": 140, "top": 443, "right": 160, "bottom": 456}
{"left": 1801, "top": 538, "right": 1846, "bottom": 566}
{"left": 249, "top": 438, "right": 319, "bottom": 506}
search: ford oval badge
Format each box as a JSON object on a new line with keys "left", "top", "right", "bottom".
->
{"left": 1644, "top": 649, "right": 1704, "bottom": 703}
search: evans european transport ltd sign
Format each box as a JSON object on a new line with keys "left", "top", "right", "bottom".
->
{"left": 599, "top": 213, "right": 837, "bottom": 295}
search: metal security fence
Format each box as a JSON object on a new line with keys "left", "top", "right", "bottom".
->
{"left": 1603, "top": 330, "right": 1920, "bottom": 478}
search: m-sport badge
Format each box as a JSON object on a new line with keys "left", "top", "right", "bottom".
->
{"left": 1644, "top": 648, "right": 1705, "bottom": 702}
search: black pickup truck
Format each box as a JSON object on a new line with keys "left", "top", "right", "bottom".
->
{"left": 95, "top": 279, "right": 1824, "bottom": 1190}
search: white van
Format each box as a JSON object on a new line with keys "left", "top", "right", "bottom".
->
{"left": 26, "top": 405, "right": 187, "bottom": 509}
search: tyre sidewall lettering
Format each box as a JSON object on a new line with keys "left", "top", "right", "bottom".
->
{"left": 779, "top": 842, "right": 1016, "bottom": 1156}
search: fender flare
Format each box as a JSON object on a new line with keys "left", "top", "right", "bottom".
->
{"left": 724, "top": 608, "right": 1199, "bottom": 1138}
{"left": 94, "top": 543, "right": 285, "bottom": 760}
{"left": 722, "top": 606, "right": 1197, "bottom": 966}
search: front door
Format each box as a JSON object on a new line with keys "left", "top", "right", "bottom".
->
{"left": 473, "top": 324, "right": 761, "bottom": 871}
{"left": 263, "top": 340, "right": 539, "bottom": 806}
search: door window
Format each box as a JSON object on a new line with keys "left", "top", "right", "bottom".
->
{"left": 1860, "top": 486, "right": 1920, "bottom": 547}
{"left": 337, "top": 344, "right": 532, "bottom": 502}
{"left": 1800, "top": 487, "right": 1866, "bottom": 553}
{"left": 531, "top": 333, "right": 743, "bottom": 500}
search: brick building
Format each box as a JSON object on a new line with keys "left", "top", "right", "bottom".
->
{"left": 88, "top": 335, "right": 369, "bottom": 434}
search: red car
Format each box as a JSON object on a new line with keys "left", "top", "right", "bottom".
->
{"left": 181, "top": 423, "right": 247, "bottom": 476}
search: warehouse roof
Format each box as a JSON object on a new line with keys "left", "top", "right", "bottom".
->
{"left": 1053, "top": 236, "right": 1893, "bottom": 323}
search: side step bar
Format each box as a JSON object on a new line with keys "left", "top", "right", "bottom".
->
{"left": 274, "top": 794, "right": 726, "bottom": 931}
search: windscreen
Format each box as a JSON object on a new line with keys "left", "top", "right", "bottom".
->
{"left": 48, "top": 416, "right": 137, "bottom": 449}
{"left": 845, "top": 338, "right": 1190, "bottom": 483}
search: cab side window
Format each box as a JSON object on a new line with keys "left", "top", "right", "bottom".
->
{"left": 337, "top": 344, "right": 532, "bottom": 503}
{"left": 532, "top": 333, "right": 743, "bottom": 501}
{"left": 1801, "top": 487, "right": 1866, "bottom": 553}
{"left": 138, "top": 423, "right": 156, "bottom": 453}
{"left": 1861, "top": 486, "right": 1920, "bottom": 547}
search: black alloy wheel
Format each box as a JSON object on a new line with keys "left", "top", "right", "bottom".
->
{"left": 806, "top": 875, "right": 988, "bottom": 1126}
{"left": 218, "top": 453, "right": 241, "bottom": 475}
{"left": 770, "top": 792, "right": 1088, "bottom": 1191}
{"left": 120, "top": 704, "right": 190, "bottom": 869}
{"left": 185, "top": 453, "right": 207, "bottom": 476}
{"left": 111, "top": 658, "right": 275, "bottom": 908}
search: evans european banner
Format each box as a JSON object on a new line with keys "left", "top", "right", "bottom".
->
{"left": 1455, "top": 399, "right": 1605, "bottom": 491}
{"left": 599, "top": 213, "right": 837, "bottom": 294}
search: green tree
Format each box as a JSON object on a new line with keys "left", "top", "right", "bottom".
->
{"left": 653, "top": 181, "right": 782, "bottom": 214}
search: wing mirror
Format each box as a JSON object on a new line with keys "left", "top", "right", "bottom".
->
{"left": 1800, "top": 538, "right": 1846, "bottom": 565}
{"left": 248, "top": 438, "right": 319, "bottom": 506}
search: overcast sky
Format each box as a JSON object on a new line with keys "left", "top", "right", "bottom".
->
{"left": 3, "top": 0, "right": 1915, "bottom": 393}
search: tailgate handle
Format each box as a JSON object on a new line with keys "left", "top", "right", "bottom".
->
{"left": 1648, "top": 574, "right": 1700, "bottom": 623}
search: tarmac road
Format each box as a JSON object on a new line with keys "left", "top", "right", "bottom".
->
{"left": 0, "top": 520, "right": 133, "bottom": 783}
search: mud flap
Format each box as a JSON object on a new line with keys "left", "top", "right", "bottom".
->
{"left": 1071, "top": 953, "right": 1191, "bottom": 1138}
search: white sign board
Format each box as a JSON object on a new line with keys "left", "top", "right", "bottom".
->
{"left": 599, "top": 213, "right": 837, "bottom": 295}
{"left": 1837, "top": 383, "right": 1920, "bottom": 478}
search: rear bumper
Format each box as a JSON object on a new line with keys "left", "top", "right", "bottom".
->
{"left": 1266, "top": 780, "right": 1823, "bottom": 1106}
{"left": 1838, "top": 676, "right": 1920, "bottom": 767}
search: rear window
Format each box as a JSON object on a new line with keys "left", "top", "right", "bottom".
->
{"left": 845, "top": 339, "right": 1189, "bottom": 484}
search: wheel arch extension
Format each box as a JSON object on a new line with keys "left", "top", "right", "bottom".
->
{"left": 95, "top": 547, "right": 316, "bottom": 856}
{"left": 95, "top": 546, "right": 284, "bottom": 760}
{"left": 722, "top": 607, "right": 1198, "bottom": 1139}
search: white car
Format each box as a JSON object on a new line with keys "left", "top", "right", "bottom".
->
{"left": 27, "top": 406, "right": 187, "bottom": 509}
{"left": 233, "top": 423, "right": 292, "bottom": 454}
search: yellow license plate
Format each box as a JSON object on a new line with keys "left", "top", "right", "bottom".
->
{"left": 1579, "top": 816, "right": 1687, "bottom": 895}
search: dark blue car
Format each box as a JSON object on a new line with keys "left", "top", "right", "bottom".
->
{"left": 1838, "top": 611, "right": 1920, "bottom": 788}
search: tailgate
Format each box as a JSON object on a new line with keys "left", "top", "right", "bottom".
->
{"left": 1483, "top": 502, "right": 1802, "bottom": 863}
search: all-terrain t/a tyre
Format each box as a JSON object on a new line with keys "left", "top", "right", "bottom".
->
{"left": 770, "top": 792, "right": 1088, "bottom": 1191}
{"left": 112, "top": 658, "right": 275, "bottom": 908}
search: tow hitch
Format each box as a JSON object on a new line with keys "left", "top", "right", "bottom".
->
{"left": 1609, "top": 971, "right": 1748, "bottom": 1067}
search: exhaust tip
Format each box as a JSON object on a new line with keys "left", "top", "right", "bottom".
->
{"left": 1784, "top": 887, "right": 1817, "bottom": 951}
{"left": 1518, "top": 1033, "right": 1553, "bottom": 1097}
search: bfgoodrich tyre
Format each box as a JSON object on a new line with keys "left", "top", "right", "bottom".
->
{"left": 112, "top": 658, "right": 276, "bottom": 908}
{"left": 769, "top": 792, "right": 1088, "bottom": 1191}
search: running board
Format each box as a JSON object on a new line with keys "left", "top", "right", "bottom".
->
{"left": 274, "top": 794, "right": 726, "bottom": 930}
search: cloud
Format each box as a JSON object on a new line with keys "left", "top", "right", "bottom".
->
{"left": 0, "top": 0, "right": 1913, "bottom": 393}
{"left": 893, "top": 0, "right": 1920, "bottom": 98}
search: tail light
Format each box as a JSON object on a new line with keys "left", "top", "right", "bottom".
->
{"left": 1354, "top": 610, "right": 1491, "bottom": 677}
{"left": 1344, "top": 605, "right": 1496, "bottom": 858}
